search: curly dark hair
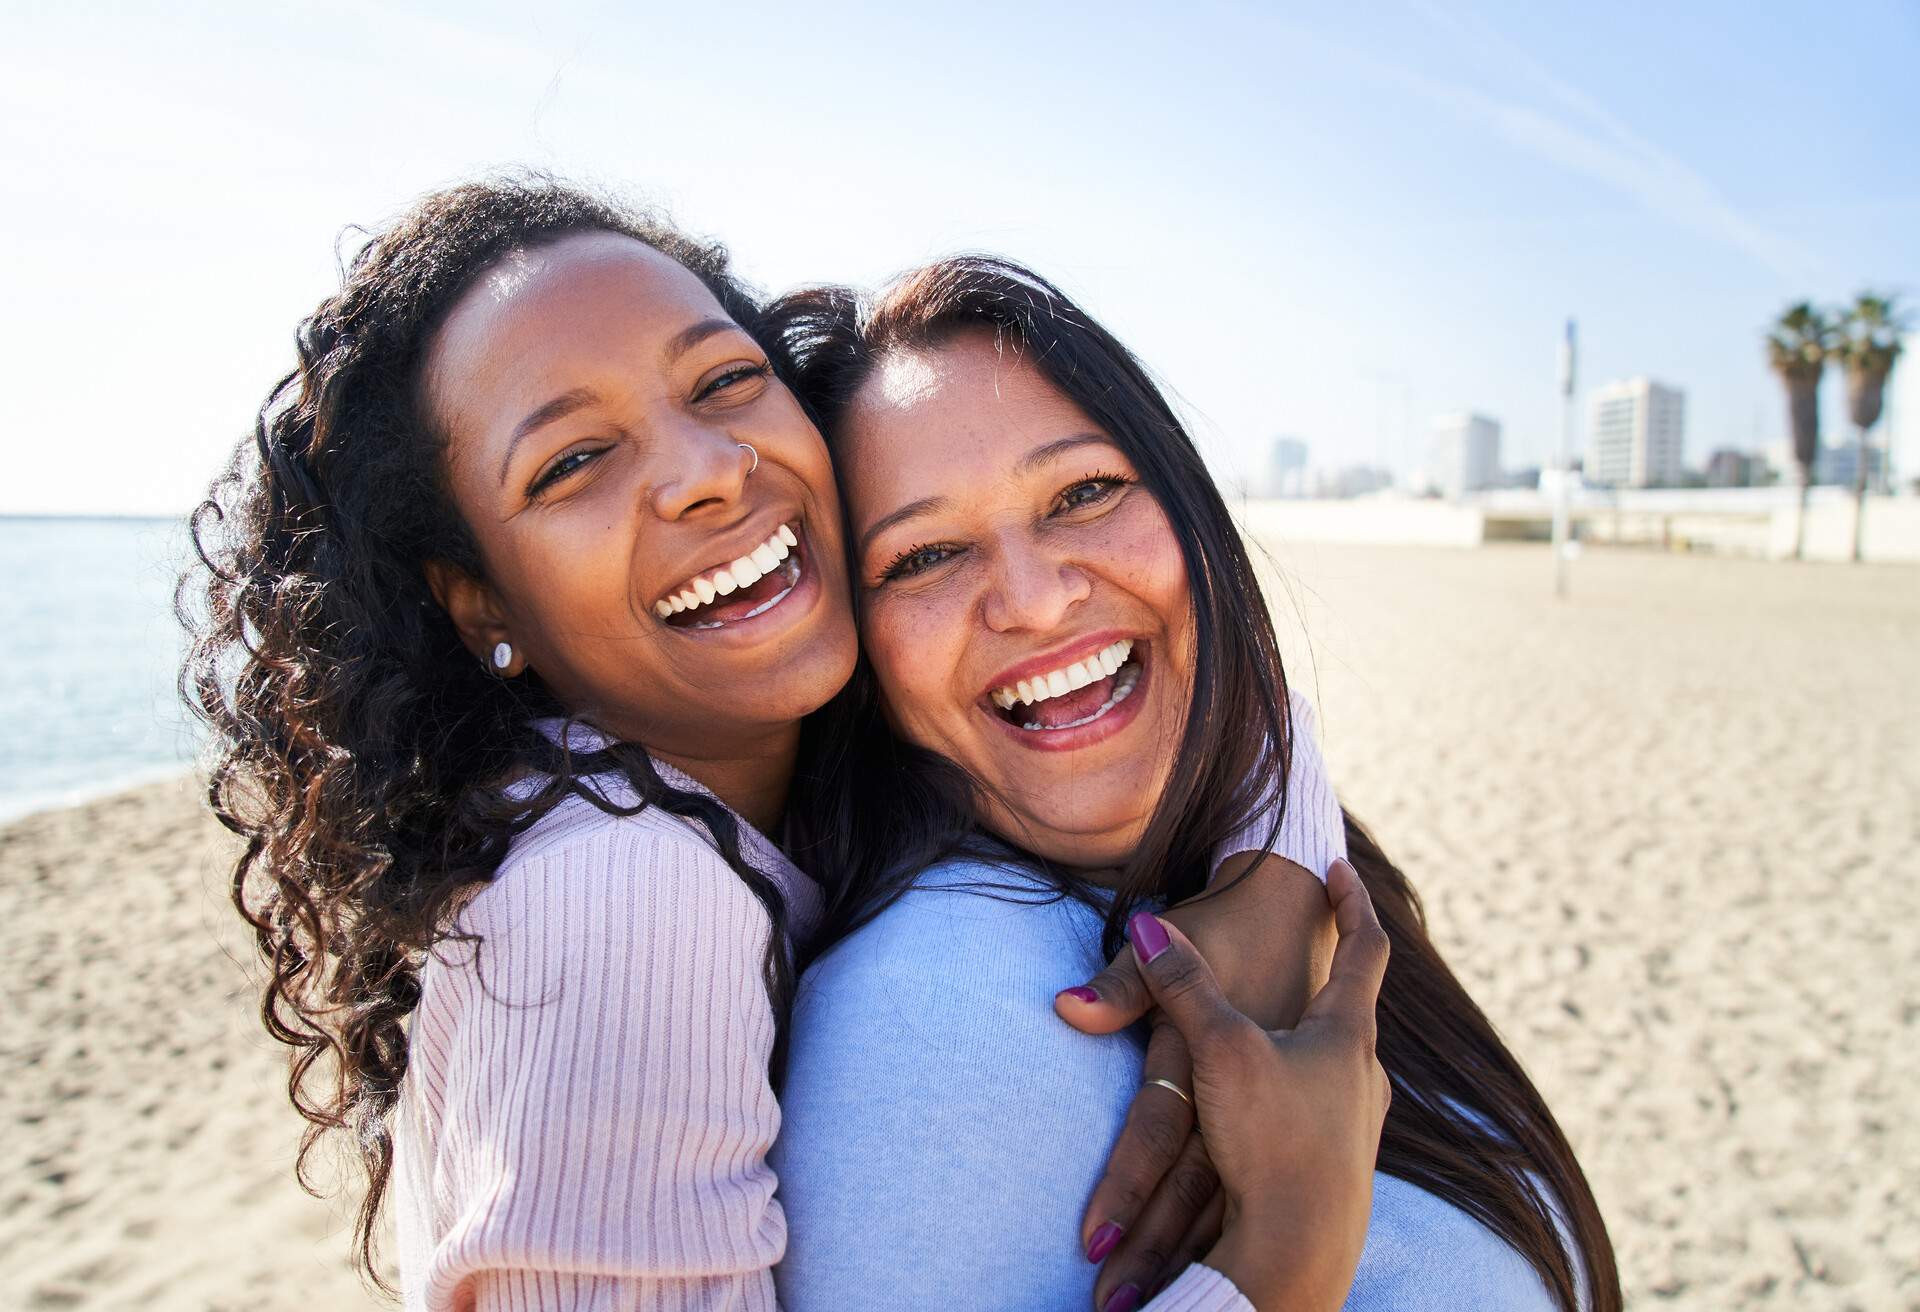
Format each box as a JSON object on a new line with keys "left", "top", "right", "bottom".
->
{"left": 178, "top": 174, "right": 797, "bottom": 1288}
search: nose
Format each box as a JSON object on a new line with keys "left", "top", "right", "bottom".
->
{"left": 980, "top": 534, "right": 1092, "bottom": 634}
{"left": 650, "top": 427, "right": 755, "bottom": 521}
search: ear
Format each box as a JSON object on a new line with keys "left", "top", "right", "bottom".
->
{"left": 424, "top": 559, "right": 525, "bottom": 676}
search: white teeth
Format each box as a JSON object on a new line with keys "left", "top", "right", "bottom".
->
{"left": 656, "top": 523, "right": 798, "bottom": 620}
{"left": 1017, "top": 659, "right": 1142, "bottom": 732}
{"left": 990, "top": 639, "right": 1134, "bottom": 709}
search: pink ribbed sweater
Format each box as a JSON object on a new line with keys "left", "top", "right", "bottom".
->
{"left": 393, "top": 700, "right": 1341, "bottom": 1311}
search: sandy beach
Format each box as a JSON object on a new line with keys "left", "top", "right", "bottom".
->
{"left": 3, "top": 542, "right": 1915, "bottom": 1311}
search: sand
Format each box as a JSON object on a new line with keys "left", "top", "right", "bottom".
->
{"left": 2, "top": 543, "right": 1915, "bottom": 1311}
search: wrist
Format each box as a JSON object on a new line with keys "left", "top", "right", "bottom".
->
{"left": 1204, "top": 1205, "right": 1349, "bottom": 1312}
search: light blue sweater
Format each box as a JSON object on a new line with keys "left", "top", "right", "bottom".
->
{"left": 771, "top": 859, "right": 1562, "bottom": 1311}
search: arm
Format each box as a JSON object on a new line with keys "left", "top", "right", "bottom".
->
{"left": 770, "top": 877, "right": 1253, "bottom": 1312}
{"left": 1058, "top": 691, "right": 1347, "bottom": 1303}
{"left": 405, "top": 823, "right": 787, "bottom": 1311}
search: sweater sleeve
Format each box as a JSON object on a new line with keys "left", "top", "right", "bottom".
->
{"left": 397, "top": 821, "right": 787, "bottom": 1312}
{"left": 770, "top": 874, "right": 1252, "bottom": 1312}
{"left": 1210, "top": 689, "right": 1347, "bottom": 882}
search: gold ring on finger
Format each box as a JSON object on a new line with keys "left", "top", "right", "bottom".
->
{"left": 1142, "top": 1077, "right": 1193, "bottom": 1108}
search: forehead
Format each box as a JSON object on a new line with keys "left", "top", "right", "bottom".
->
{"left": 425, "top": 230, "right": 728, "bottom": 435}
{"left": 840, "top": 332, "right": 1098, "bottom": 514}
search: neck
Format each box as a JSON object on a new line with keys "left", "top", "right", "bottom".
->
{"left": 650, "top": 723, "right": 801, "bottom": 835}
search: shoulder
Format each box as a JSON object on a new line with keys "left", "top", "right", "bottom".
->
{"left": 1348, "top": 1174, "right": 1558, "bottom": 1311}
{"left": 456, "top": 790, "right": 769, "bottom": 939}
{"left": 803, "top": 858, "right": 1107, "bottom": 1014}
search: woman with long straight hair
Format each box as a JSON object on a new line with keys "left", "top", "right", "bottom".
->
{"left": 767, "top": 257, "right": 1622, "bottom": 1312}
{"left": 186, "top": 175, "right": 1393, "bottom": 1311}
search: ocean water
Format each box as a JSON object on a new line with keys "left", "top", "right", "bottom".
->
{"left": 0, "top": 516, "right": 199, "bottom": 821}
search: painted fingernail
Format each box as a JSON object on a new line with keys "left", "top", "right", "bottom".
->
{"left": 1127, "top": 911, "right": 1171, "bottom": 964}
{"left": 1086, "top": 1220, "right": 1124, "bottom": 1263}
{"left": 1103, "top": 1284, "right": 1143, "bottom": 1312}
{"left": 1058, "top": 986, "right": 1101, "bottom": 1005}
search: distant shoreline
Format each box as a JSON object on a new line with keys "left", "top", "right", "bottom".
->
{"left": 0, "top": 511, "right": 187, "bottom": 524}
{"left": 0, "top": 764, "right": 198, "bottom": 828}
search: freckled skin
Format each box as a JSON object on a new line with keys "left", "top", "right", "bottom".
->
{"left": 839, "top": 332, "right": 1196, "bottom": 871}
{"left": 423, "top": 232, "right": 857, "bottom": 818}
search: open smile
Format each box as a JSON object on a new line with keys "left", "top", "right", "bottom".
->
{"left": 652, "top": 521, "right": 814, "bottom": 637}
{"left": 979, "top": 635, "right": 1152, "bottom": 752}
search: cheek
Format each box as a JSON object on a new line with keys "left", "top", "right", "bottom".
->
{"left": 861, "top": 587, "right": 973, "bottom": 747}
{"left": 1092, "top": 495, "right": 1192, "bottom": 643}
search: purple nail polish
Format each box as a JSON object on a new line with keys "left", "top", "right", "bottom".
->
{"left": 1086, "top": 1220, "right": 1124, "bottom": 1263}
{"left": 1103, "top": 1284, "right": 1143, "bottom": 1312}
{"left": 1059, "top": 985, "right": 1101, "bottom": 1005}
{"left": 1128, "top": 911, "right": 1171, "bottom": 964}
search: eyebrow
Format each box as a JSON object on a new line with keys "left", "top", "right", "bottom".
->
{"left": 855, "top": 432, "right": 1119, "bottom": 556}
{"left": 498, "top": 387, "right": 601, "bottom": 487}
{"left": 493, "top": 318, "right": 746, "bottom": 488}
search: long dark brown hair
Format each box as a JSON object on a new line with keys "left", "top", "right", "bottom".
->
{"left": 773, "top": 257, "right": 1620, "bottom": 1311}
{"left": 179, "top": 175, "right": 798, "bottom": 1288}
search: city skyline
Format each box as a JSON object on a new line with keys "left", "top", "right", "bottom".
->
{"left": 3, "top": 1, "right": 1915, "bottom": 516}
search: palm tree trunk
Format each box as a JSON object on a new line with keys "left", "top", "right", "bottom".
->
{"left": 1795, "top": 464, "right": 1810, "bottom": 560}
{"left": 1852, "top": 426, "right": 1869, "bottom": 562}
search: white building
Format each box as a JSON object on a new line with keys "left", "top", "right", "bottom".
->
{"left": 1427, "top": 413, "right": 1502, "bottom": 500}
{"left": 1588, "top": 378, "right": 1686, "bottom": 488}
{"left": 1266, "top": 436, "right": 1309, "bottom": 498}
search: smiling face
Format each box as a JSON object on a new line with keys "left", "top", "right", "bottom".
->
{"left": 422, "top": 231, "right": 857, "bottom": 775}
{"left": 839, "top": 330, "right": 1196, "bottom": 870}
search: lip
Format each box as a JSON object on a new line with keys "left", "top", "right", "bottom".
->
{"left": 985, "top": 640, "right": 1153, "bottom": 754}
{"left": 979, "top": 627, "right": 1140, "bottom": 704}
{"left": 649, "top": 518, "right": 823, "bottom": 648}
{"left": 655, "top": 511, "right": 803, "bottom": 609}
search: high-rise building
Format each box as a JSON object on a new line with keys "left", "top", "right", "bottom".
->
{"left": 1266, "top": 436, "right": 1309, "bottom": 498}
{"left": 1426, "top": 413, "right": 1501, "bottom": 500}
{"left": 1587, "top": 378, "right": 1685, "bottom": 488}
{"left": 1705, "top": 448, "right": 1764, "bottom": 488}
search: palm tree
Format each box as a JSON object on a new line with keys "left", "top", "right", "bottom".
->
{"left": 1832, "top": 292, "right": 1910, "bottom": 561}
{"left": 1766, "top": 302, "right": 1832, "bottom": 560}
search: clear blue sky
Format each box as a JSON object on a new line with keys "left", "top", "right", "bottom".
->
{"left": 4, "top": 0, "right": 1915, "bottom": 515}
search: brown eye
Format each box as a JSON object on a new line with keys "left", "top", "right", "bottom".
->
{"left": 1056, "top": 475, "right": 1130, "bottom": 512}
{"left": 697, "top": 362, "right": 771, "bottom": 401}
{"left": 529, "top": 446, "right": 607, "bottom": 495}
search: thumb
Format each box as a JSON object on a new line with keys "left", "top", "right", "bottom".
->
{"left": 1125, "top": 911, "right": 1253, "bottom": 1058}
{"left": 1053, "top": 945, "right": 1153, "bottom": 1035}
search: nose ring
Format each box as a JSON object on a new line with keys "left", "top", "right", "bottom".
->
{"left": 738, "top": 443, "right": 759, "bottom": 476}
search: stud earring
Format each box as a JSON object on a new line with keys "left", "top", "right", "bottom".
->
{"left": 492, "top": 641, "right": 513, "bottom": 671}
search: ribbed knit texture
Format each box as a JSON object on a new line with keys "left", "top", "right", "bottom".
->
{"left": 1212, "top": 690, "right": 1345, "bottom": 881}
{"left": 393, "top": 760, "right": 821, "bottom": 1311}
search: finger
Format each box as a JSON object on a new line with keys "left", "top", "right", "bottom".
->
{"left": 1054, "top": 946, "right": 1153, "bottom": 1036}
{"left": 1162, "top": 1186, "right": 1227, "bottom": 1298}
{"left": 1091, "top": 1132, "right": 1221, "bottom": 1312}
{"left": 1299, "top": 858, "right": 1390, "bottom": 1037}
{"left": 1080, "top": 1021, "right": 1196, "bottom": 1257}
{"left": 1124, "top": 912, "right": 1250, "bottom": 1056}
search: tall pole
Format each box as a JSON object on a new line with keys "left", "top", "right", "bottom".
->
{"left": 1554, "top": 318, "right": 1577, "bottom": 599}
